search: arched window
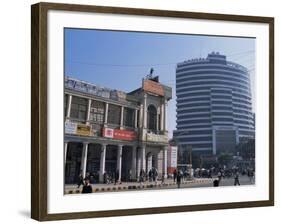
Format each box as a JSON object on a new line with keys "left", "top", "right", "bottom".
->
{"left": 147, "top": 105, "right": 157, "bottom": 132}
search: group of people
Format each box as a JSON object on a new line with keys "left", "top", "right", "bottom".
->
{"left": 139, "top": 167, "right": 165, "bottom": 186}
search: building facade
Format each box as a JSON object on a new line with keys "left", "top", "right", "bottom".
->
{"left": 174, "top": 52, "right": 255, "bottom": 158}
{"left": 64, "top": 76, "right": 172, "bottom": 184}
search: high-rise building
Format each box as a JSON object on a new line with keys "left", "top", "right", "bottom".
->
{"left": 174, "top": 52, "right": 255, "bottom": 158}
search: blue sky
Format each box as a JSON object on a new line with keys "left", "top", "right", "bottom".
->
{"left": 64, "top": 28, "right": 255, "bottom": 137}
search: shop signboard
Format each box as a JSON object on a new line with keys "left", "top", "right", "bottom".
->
{"left": 103, "top": 128, "right": 137, "bottom": 141}
{"left": 146, "top": 132, "right": 168, "bottom": 143}
{"left": 76, "top": 124, "right": 91, "bottom": 136}
{"left": 168, "top": 146, "right": 178, "bottom": 168}
{"left": 65, "top": 121, "right": 77, "bottom": 134}
{"left": 103, "top": 128, "right": 114, "bottom": 138}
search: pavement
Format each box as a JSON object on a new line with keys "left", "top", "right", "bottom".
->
{"left": 65, "top": 177, "right": 216, "bottom": 194}
{"left": 65, "top": 175, "right": 255, "bottom": 194}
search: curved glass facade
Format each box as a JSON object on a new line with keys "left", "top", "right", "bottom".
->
{"left": 175, "top": 52, "right": 255, "bottom": 155}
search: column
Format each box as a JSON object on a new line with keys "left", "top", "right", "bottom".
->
{"left": 86, "top": 99, "right": 92, "bottom": 124}
{"left": 143, "top": 94, "right": 147, "bottom": 129}
{"left": 117, "top": 145, "right": 123, "bottom": 182}
{"left": 64, "top": 142, "right": 68, "bottom": 164}
{"left": 80, "top": 143, "right": 89, "bottom": 178}
{"left": 156, "top": 107, "right": 160, "bottom": 131}
{"left": 136, "top": 148, "right": 141, "bottom": 179}
{"left": 99, "top": 144, "right": 107, "bottom": 182}
{"left": 66, "top": 94, "right": 72, "bottom": 118}
{"left": 139, "top": 104, "right": 143, "bottom": 128}
{"left": 163, "top": 146, "right": 168, "bottom": 179}
{"left": 160, "top": 99, "right": 165, "bottom": 131}
{"left": 131, "top": 146, "right": 137, "bottom": 179}
{"left": 134, "top": 109, "right": 138, "bottom": 128}
{"left": 163, "top": 99, "right": 168, "bottom": 131}
{"left": 104, "top": 103, "right": 109, "bottom": 124}
{"left": 120, "top": 106, "right": 124, "bottom": 129}
{"left": 140, "top": 145, "right": 146, "bottom": 172}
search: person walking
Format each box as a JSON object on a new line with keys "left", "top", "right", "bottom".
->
{"left": 77, "top": 172, "right": 84, "bottom": 188}
{"left": 234, "top": 171, "right": 240, "bottom": 186}
{"left": 217, "top": 171, "right": 222, "bottom": 183}
{"left": 173, "top": 169, "right": 177, "bottom": 183}
{"left": 81, "top": 179, "right": 92, "bottom": 193}
{"left": 114, "top": 169, "right": 119, "bottom": 185}
{"left": 176, "top": 170, "right": 182, "bottom": 188}
{"left": 139, "top": 169, "right": 145, "bottom": 187}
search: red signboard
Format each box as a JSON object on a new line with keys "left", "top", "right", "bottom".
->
{"left": 103, "top": 128, "right": 137, "bottom": 141}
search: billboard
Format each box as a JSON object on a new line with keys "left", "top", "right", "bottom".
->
{"left": 103, "top": 128, "right": 137, "bottom": 141}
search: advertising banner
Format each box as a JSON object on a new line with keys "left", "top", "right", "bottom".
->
{"left": 103, "top": 128, "right": 137, "bottom": 141}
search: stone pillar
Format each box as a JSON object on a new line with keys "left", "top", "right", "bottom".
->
{"left": 140, "top": 145, "right": 146, "bottom": 172}
{"left": 117, "top": 145, "right": 123, "bottom": 182}
{"left": 156, "top": 107, "right": 160, "bottom": 132}
{"left": 66, "top": 94, "right": 72, "bottom": 118}
{"left": 163, "top": 146, "right": 168, "bottom": 179}
{"left": 136, "top": 148, "right": 141, "bottom": 179}
{"left": 143, "top": 94, "right": 147, "bottom": 129}
{"left": 131, "top": 146, "right": 137, "bottom": 179}
{"left": 139, "top": 104, "right": 143, "bottom": 128}
{"left": 120, "top": 106, "right": 124, "bottom": 129}
{"left": 147, "top": 154, "right": 153, "bottom": 172}
{"left": 164, "top": 99, "right": 168, "bottom": 131}
{"left": 104, "top": 103, "right": 109, "bottom": 124}
{"left": 99, "top": 144, "right": 107, "bottom": 182}
{"left": 160, "top": 99, "right": 165, "bottom": 131}
{"left": 134, "top": 109, "right": 138, "bottom": 128}
{"left": 64, "top": 142, "right": 68, "bottom": 164}
{"left": 80, "top": 143, "right": 89, "bottom": 178}
{"left": 86, "top": 99, "right": 92, "bottom": 124}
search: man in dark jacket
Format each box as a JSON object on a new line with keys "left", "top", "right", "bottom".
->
{"left": 82, "top": 179, "right": 92, "bottom": 193}
{"left": 176, "top": 170, "right": 182, "bottom": 188}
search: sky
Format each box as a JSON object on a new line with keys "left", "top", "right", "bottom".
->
{"left": 64, "top": 28, "right": 255, "bottom": 138}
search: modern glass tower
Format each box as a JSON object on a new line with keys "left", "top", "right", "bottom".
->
{"left": 175, "top": 52, "right": 255, "bottom": 157}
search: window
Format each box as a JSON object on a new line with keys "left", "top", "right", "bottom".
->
{"left": 90, "top": 100, "right": 105, "bottom": 124}
{"left": 147, "top": 105, "right": 157, "bottom": 132}
{"left": 70, "top": 96, "right": 87, "bottom": 121}
{"left": 107, "top": 104, "right": 121, "bottom": 125}
{"left": 123, "top": 107, "right": 135, "bottom": 127}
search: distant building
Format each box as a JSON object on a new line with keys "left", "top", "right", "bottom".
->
{"left": 167, "top": 139, "right": 178, "bottom": 175}
{"left": 64, "top": 76, "right": 172, "bottom": 184}
{"left": 174, "top": 52, "right": 255, "bottom": 160}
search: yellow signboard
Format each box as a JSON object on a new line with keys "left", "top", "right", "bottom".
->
{"left": 76, "top": 124, "right": 91, "bottom": 136}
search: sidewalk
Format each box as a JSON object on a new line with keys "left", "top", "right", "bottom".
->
{"left": 65, "top": 178, "right": 216, "bottom": 194}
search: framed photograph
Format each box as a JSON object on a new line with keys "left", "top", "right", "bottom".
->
{"left": 31, "top": 2, "right": 274, "bottom": 221}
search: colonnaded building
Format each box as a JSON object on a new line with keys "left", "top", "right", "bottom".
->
{"left": 174, "top": 52, "right": 255, "bottom": 159}
{"left": 64, "top": 76, "right": 172, "bottom": 184}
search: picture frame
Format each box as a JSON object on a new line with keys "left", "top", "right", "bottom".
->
{"left": 31, "top": 2, "right": 274, "bottom": 221}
